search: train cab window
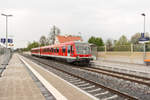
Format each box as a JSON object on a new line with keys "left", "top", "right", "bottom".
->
{"left": 75, "top": 43, "right": 91, "bottom": 54}
{"left": 62, "top": 46, "right": 66, "bottom": 53}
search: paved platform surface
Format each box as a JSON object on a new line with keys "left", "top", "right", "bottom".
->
{"left": 0, "top": 53, "right": 97, "bottom": 100}
{"left": 93, "top": 59, "right": 150, "bottom": 74}
{"left": 0, "top": 54, "right": 45, "bottom": 100}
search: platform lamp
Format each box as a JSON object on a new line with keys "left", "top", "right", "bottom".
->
{"left": 141, "top": 13, "right": 146, "bottom": 60}
{"left": 1, "top": 13, "right": 13, "bottom": 48}
{"left": 141, "top": 13, "right": 146, "bottom": 34}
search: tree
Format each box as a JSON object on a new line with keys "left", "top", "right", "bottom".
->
{"left": 48, "top": 25, "right": 61, "bottom": 44}
{"left": 106, "top": 38, "right": 113, "bottom": 47}
{"left": 116, "top": 35, "right": 130, "bottom": 45}
{"left": 106, "top": 38, "right": 113, "bottom": 51}
{"left": 88, "top": 36, "right": 104, "bottom": 46}
{"left": 39, "top": 35, "right": 48, "bottom": 46}
{"left": 26, "top": 41, "right": 39, "bottom": 51}
{"left": 114, "top": 35, "right": 130, "bottom": 51}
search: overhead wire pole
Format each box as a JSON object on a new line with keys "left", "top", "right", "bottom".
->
{"left": 1, "top": 13, "right": 13, "bottom": 48}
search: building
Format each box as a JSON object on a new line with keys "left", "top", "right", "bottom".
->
{"left": 54, "top": 35, "right": 82, "bottom": 44}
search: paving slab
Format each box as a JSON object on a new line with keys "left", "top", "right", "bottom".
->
{"left": 92, "top": 59, "right": 150, "bottom": 74}
{"left": 0, "top": 54, "right": 45, "bottom": 100}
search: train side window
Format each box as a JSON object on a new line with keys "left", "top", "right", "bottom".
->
{"left": 68, "top": 45, "right": 71, "bottom": 53}
{"left": 71, "top": 45, "right": 74, "bottom": 53}
{"left": 57, "top": 48, "right": 59, "bottom": 53}
{"left": 51, "top": 48, "right": 53, "bottom": 52}
{"left": 55, "top": 48, "right": 57, "bottom": 53}
{"left": 54, "top": 48, "right": 56, "bottom": 53}
{"left": 55, "top": 48, "right": 56, "bottom": 53}
{"left": 63, "top": 46, "right": 66, "bottom": 53}
{"left": 50, "top": 48, "right": 51, "bottom": 52}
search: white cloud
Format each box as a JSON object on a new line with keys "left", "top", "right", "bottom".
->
{"left": 0, "top": 0, "right": 150, "bottom": 48}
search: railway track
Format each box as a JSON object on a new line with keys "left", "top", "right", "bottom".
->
{"left": 23, "top": 54, "right": 139, "bottom": 100}
{"left": 80, "top": 66, "right": 150, "bottom": 86}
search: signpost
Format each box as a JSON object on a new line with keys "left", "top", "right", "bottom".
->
{"left": 139, "top": 33, "right": 150, "bottom": 62}
{"left": 139, "top": 33, "right": 149, "bottom": 43}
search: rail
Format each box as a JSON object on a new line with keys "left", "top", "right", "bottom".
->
{"left": 81, "top": 67, "right": 150, "bottom": 86}
{"left": 23, "top": 54, "right": 138, "bottom": 100}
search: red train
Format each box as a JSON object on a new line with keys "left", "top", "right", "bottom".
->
{"left": 31, "top": 41, "right": 93, "bottom": 64}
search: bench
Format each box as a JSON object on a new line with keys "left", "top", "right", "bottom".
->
{"left": 144, "top": 59, "right": 150, "bottom": 66}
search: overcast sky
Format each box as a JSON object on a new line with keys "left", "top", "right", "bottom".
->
{"left": 0, "top": 0, "right": 150, "bottom": 48}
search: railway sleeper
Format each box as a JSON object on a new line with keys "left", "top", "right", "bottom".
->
{"left": 87, "top": 88, "right": 101, "bottom": 93}
{"left": 82, "top": 85, "right": 95, "bottom": 90}
{"left": 101, "top": 95, "right": 118, "bottom": 100}
{"left": 73, "top": 81, "right": 85, "bottom": 85}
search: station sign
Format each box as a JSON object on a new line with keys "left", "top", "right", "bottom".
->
{"left": 139, "top": 33, "right": 150, "bottom": 43}
{"left": 0, "top": 38, "right": 13, "bottom": 44}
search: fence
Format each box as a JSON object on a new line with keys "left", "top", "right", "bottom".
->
{"left": 0, "top": 46, "right": 12, "bottom": 76}
{"left": 97, "top": 44, "right": 150, "bottom": 64}
{"left": 98, "top": 44, "right": 150, "bottom": 52}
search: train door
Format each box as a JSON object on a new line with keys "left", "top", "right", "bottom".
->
{"left": 67, "top": 45, "right": 71, "bottom": 57}
{"left": 70, "top": 45, "right": 74, "bottom": 56}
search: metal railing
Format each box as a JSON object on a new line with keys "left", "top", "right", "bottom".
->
{"left": 0, "top": 47, "right": 12, "bottom": 77}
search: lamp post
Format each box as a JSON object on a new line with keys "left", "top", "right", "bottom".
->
{"left": 1, "top": 13, "right": 13, "bottom": 48}
{"left": 141, "top": 13, "right": 146, "bottom": 34}
{"left": 141, "top": 13, "right": 146, "bottom": 60}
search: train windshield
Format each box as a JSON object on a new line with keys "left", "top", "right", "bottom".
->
{"left": 75, "top": 43, "right": 91, "bottom": 54}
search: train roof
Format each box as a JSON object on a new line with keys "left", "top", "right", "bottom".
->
{"left": 31, "top": 47, "right": 40, "bottom": 50}
{"left": 40, "top": 41, "right": 76, "bottom": 49}
{"left": 31, "top": 41, "right": 89, "bottom": 50}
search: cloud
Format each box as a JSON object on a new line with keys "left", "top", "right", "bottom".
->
{"left": 0, "top": 0, "right": 150, "bottom": 48}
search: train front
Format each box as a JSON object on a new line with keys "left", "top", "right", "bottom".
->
{"left": 75, "top": 42, "right": 93, "bottom": 64}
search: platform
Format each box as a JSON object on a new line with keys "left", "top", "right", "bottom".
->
{"left": 93, "top": 59, "right": 150, "bottom": 76}
{"left": 0, "top": 54, "right": 97, "bottom": 100}
{"left": 0, "top": 54, "right": 45, "bottom": 100}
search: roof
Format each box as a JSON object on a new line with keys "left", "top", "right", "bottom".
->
{"left": 56, "top": 35, "right": 82, "bottom": 43}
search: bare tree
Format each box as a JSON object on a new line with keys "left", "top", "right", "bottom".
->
{"left": 39, "top": 35, "right": 47, "bottom": 46}
{"left": 48, "top": 25, "right": 61, "bottom": 44}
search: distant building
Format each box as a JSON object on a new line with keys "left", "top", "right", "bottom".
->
{"left": 54, "top": 35, "right": 82, "bottom": 44}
